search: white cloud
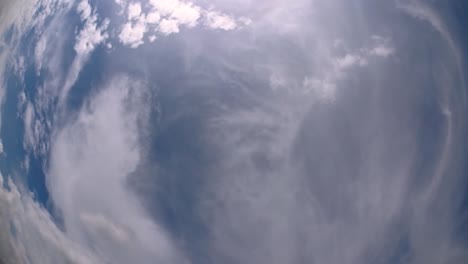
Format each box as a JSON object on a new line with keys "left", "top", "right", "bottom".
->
{"left": 74, "top": 0, "right": 109, "bottom": 56}
{"left": 158, "top": 19, "right": 180, "bottom": 35}
{"left": 118, "top": 1, "right": 148, "bottom": 47}
{"left": 169, "top": 2, "right": 200, "bottom": 27}
{"left": 23, "top": 102, "right": 36, "bottom": 149}
{"left": 22, "top": 99, "right": 50, "bottom": 157}
{"left": 333, "top": 36, "right": 394, "bottom": 70}
{"left": 239, "top": 17, "right": 252, "bottom": 26}
{"left": 335, "top": 54, "right": 368, "bottom": 68}
{"left": 80, "top": 213, "right": 131, "bottom": 244}
{"left": 119, "top": 20, "right": 147, "bottom": 47}
{"left": 48, "top": 76, "right": 184, "bottom": 264}
{"left": 369, "top": 45, "right": 394, "bottom": 57}
{"left": 397, "top": 0, "right": 466, "bottom": 215}
{"left": 117, "top": 0, "right": 242, "bottom": 47}
{"left": 146, "top": 11, "right": 161, "bottom": 24}
{"left": 295, "top": 35, "right": 395, "bottom": 100}
{"left": 59, "top": 0, "right": 109, "bottom": 105}
{"left": 12, "top": 55, "right": 26, "bottom": 80}
{"left": 0, "top": 0, "right": 73, "bottom": 148}
{"left": 127, "top": 2, "right": 142, "bottom": 20}
{"left": 148, "top": 35, "right": 157, "bottom": 42}
{"left": 186, "top": 3, "right": 466, "bottom": 262}
{"left": 114, "top": 0, "right": 124, "bottom": 6}
{"left": 5, "top": 1, "right": 465, "bottom": 264}
{"left": 204, "top": 11, "right": 237, "bottom": 30}
{"left": 0, "top": 176, "right": 99, "bottom": 264}
{"left": 368, "top": 35, "right": 394, "bottom": 58}
{"left": 77, "top": 0, "right": 92, "bottom": 21}
{"left": 34, "top": 35, "right": 47, "bottom": 74}
{"left": 397, "top": 0, "right": 465, "bottom": 101}
{"left": 148, "top": 0, "right": 179, "bottom": 16}
{"left": 0, "top": 0, "right": 66, "bottom": 41}
{"left": 74, "top": 18, "right": 109, "bottom": 55}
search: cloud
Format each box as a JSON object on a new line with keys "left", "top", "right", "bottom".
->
{"left": 34, "top": 36, "right": 47, "bottom": 74}
{"left": 47, "top": 76, "right": 183, "bottom": 264}
{"left": 367, "top": 37, "right": 394, "bottom": 58}
{"left": 23, "top": 102, "right": 36, "bottom": 149}
{"left": 397, "top": 0, "right": 465, "bottom": 104}
{"left": 1, "top": 1, "right": 239, "bottom": 263}
{"left": 299, "top": 35, "right": 395, "bottom": 101}
{"left": 369, "top": 45, "right": 394, "bottom": 57}
{"left": 335, "top": 36, "right": 395, "bottom": 69}
{"left": 1, "top": 1, "right": 467, "bottom": 264}
{"left": 368, "top": 35, "right": 395, "bottom": 58}
{"left": 77, "top": 0, "right": 92, "bottom": 20}
{"left": 158, "top": 19, "right": 180, "bottom": 35}
{"left": 168, "top": 2, "right": 200, "bottom": 27}
{"left": 0, "top": 176, "right": 99, "bottom": 264}
{"left": 119, "top": 20, "right": 147, "bottom": 47}
{"left": 171, "top": 1, "right": 467, "bottom": 263}
{"left": 74, "top": 4, "right": 109, "bottom": 55}
{"left": 0, "top": 0, "right": 70, "bottom": 148}
{"left": 60, "top": 0, "right": 109, "bottom": 105}
{"left": 0, "top": 0, "right": 52, "bottom": 39}
{"left": 127, "top": 2, "right": 142, "bottom": 20}
{"left": 148, "top": 35, "right": 157, "bottom": 42}
{"left": 204, "top": 11, "right": 237, "bottom": 30}
{"left": 302, "top": 76, "right": 337, "bottom": 101}
{"left": 146, "top": 11, "right": 161, "bottom": 24}
{"left": 117, "top": 0, "right": 242, "bottom": 47}
{"left": 335, "top": 53, "right": 368, "bottom": 68}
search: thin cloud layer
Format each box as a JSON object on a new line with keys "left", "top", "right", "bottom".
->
{"left": 177, "top": 0, "right": 468, "bottom": 263}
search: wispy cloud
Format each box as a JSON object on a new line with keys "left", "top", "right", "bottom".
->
{"left": 48, "top": 76, "right": 184, "bottom": 264}
{"left": 181, "top": 1, "right": 467, "bottom": 264}
{"left": 0, "top": 176, "right": 99, "bottom": 264}
{"left": 59, "top": 0, "right": 110, "bottom": 105}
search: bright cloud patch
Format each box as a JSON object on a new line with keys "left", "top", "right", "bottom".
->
{"left": 117, "top": 0, "right": 245, "bottom": 48}
{"left": 204, "top": 11, "right": 238, "bottom": 30}
{"left": 127, "top": 2, "right": 142, "bottom": 20}
{"left": 119, "top": 20, "right": 147, "bottom": 47}
{"left": 75, "top": 0, "right": 109, "bottom": 55}
{"left": 59, "top": 0, "right": 110, "bottom": 105}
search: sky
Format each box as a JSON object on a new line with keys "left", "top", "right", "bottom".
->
{"left": 0, "top": 0, "right": 467, "bottom": 263}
